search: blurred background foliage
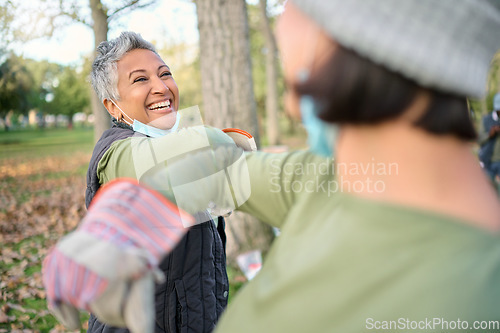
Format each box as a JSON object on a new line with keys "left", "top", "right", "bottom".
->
{"left": 0, "top": 1, "right": 298, "bottom": 145}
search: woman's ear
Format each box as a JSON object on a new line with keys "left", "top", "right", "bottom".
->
{"left": 103, "top": 99, "right": 119, "bottom": 119}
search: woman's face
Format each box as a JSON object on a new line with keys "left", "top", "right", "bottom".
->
{"left": 275, "top": 2, "right": 335, "bottom": 119}
{"left": 105, "top": 48, "right": 180, "bottom": 130}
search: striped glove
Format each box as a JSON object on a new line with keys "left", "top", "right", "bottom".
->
{"left": 42, "top": 179, "right": 192, "bottom": 333}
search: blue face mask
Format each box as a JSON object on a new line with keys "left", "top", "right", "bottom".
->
{"left": 131, "top": 116, "right": 180, "bottom": 138}
{"left": 300, "top": 95, "right": 338, "bottom": 157}
{"left": 111, "top": 100, "right": 180, "bottom": 138}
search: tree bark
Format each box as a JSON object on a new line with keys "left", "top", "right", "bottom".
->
{"left": 90, "top": 0, "right": 110, "bottom": 143}
{"left": 497, "top": 53, "right": 500, "bottom": 97}
{"left": 259, "top": 0, "right": 280, "bottom": 145}
{"left": 196, "top": 0, "right": 260, "bottom": 144}
{"left": 195, "top": 0, "right": 274, "bottom": 265}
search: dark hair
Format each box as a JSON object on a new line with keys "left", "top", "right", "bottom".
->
{"left": 295, "top": 45, "right": 477, "bottom": 141}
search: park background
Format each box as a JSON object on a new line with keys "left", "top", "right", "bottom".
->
{"left": 1, "top": 0, "right": 499, "bottom": 332}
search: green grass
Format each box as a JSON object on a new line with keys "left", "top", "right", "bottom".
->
{"left": 226, "top": 266, "right": 247, "bottom": 303}
{"left": 0, "top": 127, "right": 94, "bottom": 160}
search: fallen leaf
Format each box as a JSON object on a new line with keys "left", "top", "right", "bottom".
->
{"left": 0, "top": 308, "right": 9, "bottom": 323}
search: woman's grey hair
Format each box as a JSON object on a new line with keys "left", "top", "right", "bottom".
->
{"left": 91, "top": 31, "right": 158, "bottom": 102}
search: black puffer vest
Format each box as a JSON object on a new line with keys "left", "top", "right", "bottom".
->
{"left": 85, "top": 124, "right": 229, "bottom": 333}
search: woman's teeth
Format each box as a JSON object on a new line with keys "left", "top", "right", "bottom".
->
{"left": 148, "top": 100, "right": 171, "bottom": 110}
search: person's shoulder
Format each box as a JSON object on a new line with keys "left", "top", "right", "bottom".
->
{"left": 103, "top": 126, "right": 135, "bottom": 138}
{"left": 91, "top": 126, "right": 135, "bottom": 157}
{"left": 96, "top": 126, "right": 135, "bottom": 145}
{"left": 481, "top": 112, "right": 495, "bottom": 126}
{"left": 482, "top": 112, "right": 492, "bottom": 120}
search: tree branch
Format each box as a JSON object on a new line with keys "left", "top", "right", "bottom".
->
{"left": 58, "top": 0, "right": 91, "bottom": 27}
{"left": 108, "top": 0, "right": 156, "bottom": 20}
{"left": 59, "top": 10, "right": 91, "bottom": 27}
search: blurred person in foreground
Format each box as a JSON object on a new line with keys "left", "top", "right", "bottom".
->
{"left": 84, "top": 31, "right": 232, "bottom": 333}
{"left": 44, "top": 1, "right": 500, "bottom": 332}
{"left": 479, "top": 92, "right": 500, "bottom": 183}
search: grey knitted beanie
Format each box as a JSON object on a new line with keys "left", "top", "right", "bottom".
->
{"left": 292, "top": 0, "right": 500, "bottom": 98}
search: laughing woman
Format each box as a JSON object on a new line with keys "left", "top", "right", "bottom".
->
{"left": 85, "top": 31, "right": 230, "bottom": 333}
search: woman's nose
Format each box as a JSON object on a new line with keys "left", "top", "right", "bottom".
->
{"left": 151, "top": 76, "right": 169, "bottom": 93}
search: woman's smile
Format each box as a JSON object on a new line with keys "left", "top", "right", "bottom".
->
{"left": 106, "top": 48, "right": 180, "bottom": 130}
{"left": 147, "top": 99, "right": 172, "bottom": 112}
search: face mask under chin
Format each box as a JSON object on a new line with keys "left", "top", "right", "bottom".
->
{"left": 111, "top": 100, "right": 180, "bottom": 138}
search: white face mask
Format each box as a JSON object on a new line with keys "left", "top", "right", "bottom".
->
{"left": 111, "top": 100, "right": 180, "bottom": 138}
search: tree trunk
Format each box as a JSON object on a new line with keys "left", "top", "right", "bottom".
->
{"left": 90, "top": 0, "right": 110, "bottom": 143}
{"left": 2, "top": 116, "right": 9, "bottom": 131}
{"left": 497, "top": 53, "right": 500, "bottom": 96}
{"left": 259, "top": 0, "right": 280, "bottom": 146}
{"left": 68, "top": 114, "right": 74, "bottom": 129}
{"left": 196, "top": 0, "right": 260, "bottom": 144}
{"left": 195, "top": 0, "right": 274, "bottom": 265}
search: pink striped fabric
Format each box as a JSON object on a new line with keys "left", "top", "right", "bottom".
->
{"left": 42, "top": 247, "right": 108, "bottom": 311}
{"left": 84, "top": 178, "right": 190, "bottom": 265}
{"left": 42, "top": 179, "right": 192, "bottom": 311}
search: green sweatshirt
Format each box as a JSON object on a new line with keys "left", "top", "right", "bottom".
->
{"left": 215, "top": 151, "right": 500, "bottom": 333}
{"left": 98, "top": 130, "right": 500, "bottom": 332}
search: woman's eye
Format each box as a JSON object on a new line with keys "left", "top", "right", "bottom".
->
{"left": 161, "top": 72, "right": 172, "bottom": 78}
{"left": 133, "top": 77, "right": 147, "bottom": 83}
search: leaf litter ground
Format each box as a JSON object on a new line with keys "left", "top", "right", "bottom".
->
{"left": 0, "top": 153, "right": 91, "bottom": 332}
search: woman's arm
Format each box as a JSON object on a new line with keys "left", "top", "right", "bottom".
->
{"left": 96, "top": 126, "right": 235, "bottom": 182}
{"left": 96, "top": 125, "right": 331, "bottom": 229}
{"left": 238, "top": 150, "right": 330, "bottom": 228}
